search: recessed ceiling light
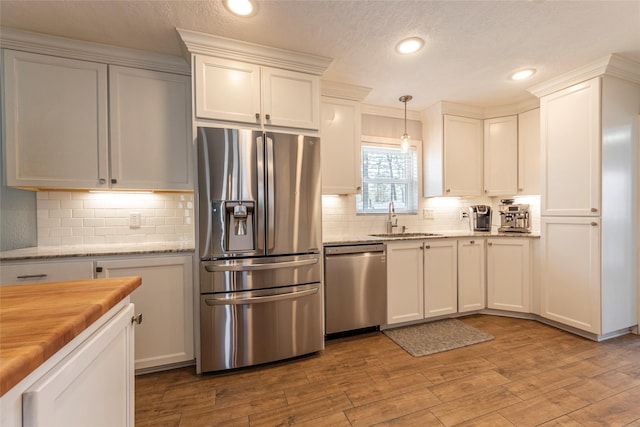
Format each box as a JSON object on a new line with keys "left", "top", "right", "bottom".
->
{"left": 510, "top": 68, "right": 537, "bottom": 81}
{"left": 395, "top": 37, "right": 425, "bottom": 55}
{"left": 224, "top": 0, "right": 255, "bottom": 16}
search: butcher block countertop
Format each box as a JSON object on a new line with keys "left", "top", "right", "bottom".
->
{"left": 0, "top": 276, "right": 142, "bottom": 396}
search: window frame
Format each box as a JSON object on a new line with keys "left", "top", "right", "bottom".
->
{"left": 356, "top": 135, "right": 422, "bottom": 215}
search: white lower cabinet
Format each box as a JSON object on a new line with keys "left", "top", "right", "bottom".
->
{"left": 0, "top": 260, "right": 93, "bottom": 285}
{"left": 457, "top": 239, "right": 486, "bottom": 312}
{"left": 540, "top": 217, "right": 601, "bottom": 334}
{"left": 22, "top": 303, "right": 135, "bottom": 427}
{"left": 487, "top": 238, "right": 531, "bottom": 313}
{"left": 423, "top": 240, "right": 458, "bottom": 318}
{"left": 386, "top": 241, "right": 424, "bottom": 324}
{"left": 95, "top": 255, "right": 194, "bottom": 371}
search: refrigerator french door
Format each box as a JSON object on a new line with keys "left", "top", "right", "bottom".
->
{"left": 197, "top": 127, "right": 323, "bottom": 372}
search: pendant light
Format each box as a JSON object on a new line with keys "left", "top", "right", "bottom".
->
{"left": 399, "top": 95, "right": 412, "bottom": 153}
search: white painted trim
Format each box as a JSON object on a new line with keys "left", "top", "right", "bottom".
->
{"left": 0, "top": 27, "right": 190, "bottom": 75}
{"left": 176, "top": 28, "right": 332, "bottom": 76}
{"left": 528, "top": 53, "right": 640, "bottom": 98}
{"left": 361, "top": 104, "right": 422, "bottom": 121}
{"left": 321, "top": 80, "right": 371, "bottom": 101}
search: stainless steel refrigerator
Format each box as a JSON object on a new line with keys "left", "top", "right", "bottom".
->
{"left": 197, "top": 127, "right": 323, "bottom": 372}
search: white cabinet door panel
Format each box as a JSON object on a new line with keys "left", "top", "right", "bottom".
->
{"left": 95, "top": 255, "right": 194, "bottom": 370}
{"left": 3, "top": 50, "right": 108, "bottom": 189}
{"left": 22, "top": 303, "right": 134, "bottom": 427}
{"left": 457, "top": 239, "right": 485, "bottom": 312}
{"left": 262, "top": 67, "right": 320, "bottom": 130}
{"left": 484, "top": 115, "right": 518, "bottom": 196}
{"left": 540, "top": 78, "right": 601, "bottom": 216}
{"left": 518, "top": 108, "right": 541, "bottom": 195}
{"left": 195, "top": 55, "right": 261, "bottom": 124}
{"left": 540, "top": 217, "right": 601, "bottom": 333}
{"left": 109, "top": 66, "right": 192, "bottom": 190}
{"left": 386, "top": 241, "right": 424, "bottom": 324}
{"left": 443, "top": 115, "right": 483, "bottom": 196}
{"left": 487, "top": 238, "right": 530, "bottom": 313}
{"left": 423, "top": 240, "right": 457, "bottom": 318}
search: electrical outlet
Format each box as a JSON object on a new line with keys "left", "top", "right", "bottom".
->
{"left": 460, "top": 210, "right": 469, "bottom": 220}
{"left": 129, "top": 212, "right": 141, "bottom": 229}
{"left": 423, "top": 209, "right": 434, "bottom": 220}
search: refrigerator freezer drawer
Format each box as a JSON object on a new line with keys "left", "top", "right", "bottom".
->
{"left": 199, "top": 283, "right": 324, "bottom": 372}
{"left": 199, "top": 253, "right": 321, "bottom": 293}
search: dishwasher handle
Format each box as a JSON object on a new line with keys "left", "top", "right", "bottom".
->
{"left": 324, "top": 244, "right": 386, "bottom": 256}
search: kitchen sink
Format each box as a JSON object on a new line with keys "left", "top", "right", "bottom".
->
{"left": 369, "top": 232, "right": 442, "bottom": 238}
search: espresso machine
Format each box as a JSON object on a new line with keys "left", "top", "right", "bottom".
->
{"left": 469, "top": 205, "right": 492, "bottom": 232}
{"left": 498, "top": 199, "right": 531, "bottom": 232}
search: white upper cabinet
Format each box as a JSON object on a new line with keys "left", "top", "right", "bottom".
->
{"left": 540, "top": 78, "right": 601, "bottom": 216}
{"left": 443, "top": 115, "right": 484, "bottom": 196}
{"left": 3, "top": 50, "right": 109, "bottom": 189}
{"left": 517, "top": 108, "right": 540, "bottom": 195}
{"left": 194, "top": 56, "right": 261, "bottom": 124}
{"left": 3, "top": 50, "right": 192, "bottom": 191}
{"left": 483, "top": 115, "right": 518, "bottom": 196}
{"left": 194, "top": 55, "right": 320, "bottom": 130}
{"left": 109, "top": 66, "right": 192, "bottom": 190}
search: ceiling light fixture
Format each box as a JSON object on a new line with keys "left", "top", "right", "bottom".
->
{"left": 224, "top": 0, "right": 255, "bottom": 16}
{"left": 399, "top": 95, "right": 412, "bottom": 153}
{"left": 510, "top": 68, "right": 537, "bottom": 81}
{"left": 395, "top": 37, "right": 424, "bottom": 55}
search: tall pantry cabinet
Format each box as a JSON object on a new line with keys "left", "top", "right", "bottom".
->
{"left": 531, "top": 54, "right": 640, "bottom": 339}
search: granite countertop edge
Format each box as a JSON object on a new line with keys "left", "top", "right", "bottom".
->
{"left": 0, "top": 242, "right": 195, "bottom": 261}
{"left": 323, "top": 230, "right": 540, "bottom": 245}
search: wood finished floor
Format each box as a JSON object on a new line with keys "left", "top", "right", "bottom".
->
{"left": 135, "top": 315, "right": 640, "bottom": 426}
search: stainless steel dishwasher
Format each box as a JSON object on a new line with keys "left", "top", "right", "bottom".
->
{"left": 324, "top": 243, "right": 387, "bottom": 335}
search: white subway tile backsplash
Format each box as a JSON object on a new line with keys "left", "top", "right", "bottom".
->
{"left": 36, "top": 191, "right": 195, "bottom": 246}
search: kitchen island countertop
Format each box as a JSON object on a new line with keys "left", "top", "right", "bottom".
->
{"left": 324, "top": 230, "right": 540, "bottom": 246}
{"left": 0, "top": 276, "right": 142, "bottom": 396}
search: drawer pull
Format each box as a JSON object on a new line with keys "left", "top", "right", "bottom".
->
{"left": 591, "top": 222, "right": 598, "bottom": 226}
{"left": 16, "top": 274, "right": 47, "bottom": 279}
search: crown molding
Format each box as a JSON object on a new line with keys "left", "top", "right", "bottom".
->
{"left": 0, "top": 27, "right": 190, "bottom": 75}
{"left": 361, "top": 103, "right": 421, "bottom": 121}
{"left": 321, "top": 80, "right": 371, "bottom": 101}
{"left": 176, "top": 28, "right": 332, "bottom": 76}
{"left": 528, "top": 53, "right": 640, "bottom": 98}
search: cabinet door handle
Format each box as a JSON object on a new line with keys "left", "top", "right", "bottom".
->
{"left": 518, "top": 188, "right": 524, "bottom": 192}
{"left": 111, "top": 178, "right": 117, "bottom": 184}
{"left": 16, "top": 274, "right": 47, "bottom": 279}
{"left": 470, "top": 240, "right": 475, "bottom": 244}
{"left": 591, "top": 208, "right": 598, "bottom": 213}
{"left": 446, "top": 189, "right": 451, "bottom": 193}
{"left": 131, "top": 313, "right": 143, "bottom": 325}
{"left": 96, "top": 266, "right": 103, "bottom": 273}
{"left": 488, "top": 242, "right": 493, "bottom": 246}
{"left": 265, "top": 114, "right": 271, "bottom": 120}
{"left": 591, "top": 222, "right": 598, "bottom": 226}
{"left": 425, "top": 245, "right": 430, "bottom": 249}
{"left": 484, "top": 190, "right": 488, "bottom": 193}
{"left": 99, "top": 178, "right": 106, "bottom": 185}
{"left": 255, "top": 113, "right": 260, "bottom": 120}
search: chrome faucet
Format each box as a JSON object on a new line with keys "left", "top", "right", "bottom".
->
{"left": 386, "top": 201, "right": 398, "bottom": 234}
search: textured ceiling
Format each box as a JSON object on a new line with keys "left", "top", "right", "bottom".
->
{"left": 1, "top": 1, "right": 639, "bottom": 111}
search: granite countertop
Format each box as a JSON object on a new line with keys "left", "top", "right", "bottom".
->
{"left": 323, "top": 230, "right": 540, "bottom": 246}
{"left": 0, "top": 276, "right": 142, "bottom": 396}
{"left": 0, "top": 241, "right": 195, "bottom": 261}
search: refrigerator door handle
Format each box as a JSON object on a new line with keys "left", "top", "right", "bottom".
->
{"left": 204, "top": 257, "right": 318, "bottom": 272}
{"left": 265, "top": 135, "right": 275, "bottom": 251}
{"left": 204, "top": 287, "right": 318, "bottom": 305}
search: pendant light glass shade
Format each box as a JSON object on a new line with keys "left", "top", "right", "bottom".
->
{"left": 399, "top": 95, "right": 412, "bottom": 153}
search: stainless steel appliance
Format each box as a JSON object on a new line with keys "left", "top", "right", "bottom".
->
{"left": 324, "top": 243, "right": 387, "bottom": 335}
{"left": 197, "top": 127, "right": 323, "bottom": 372}
{"left": 469, "top": 205, "right": 492, "bottom": 231}
{"left": 498, "top": 199, "right": 531, "bottom": 232}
